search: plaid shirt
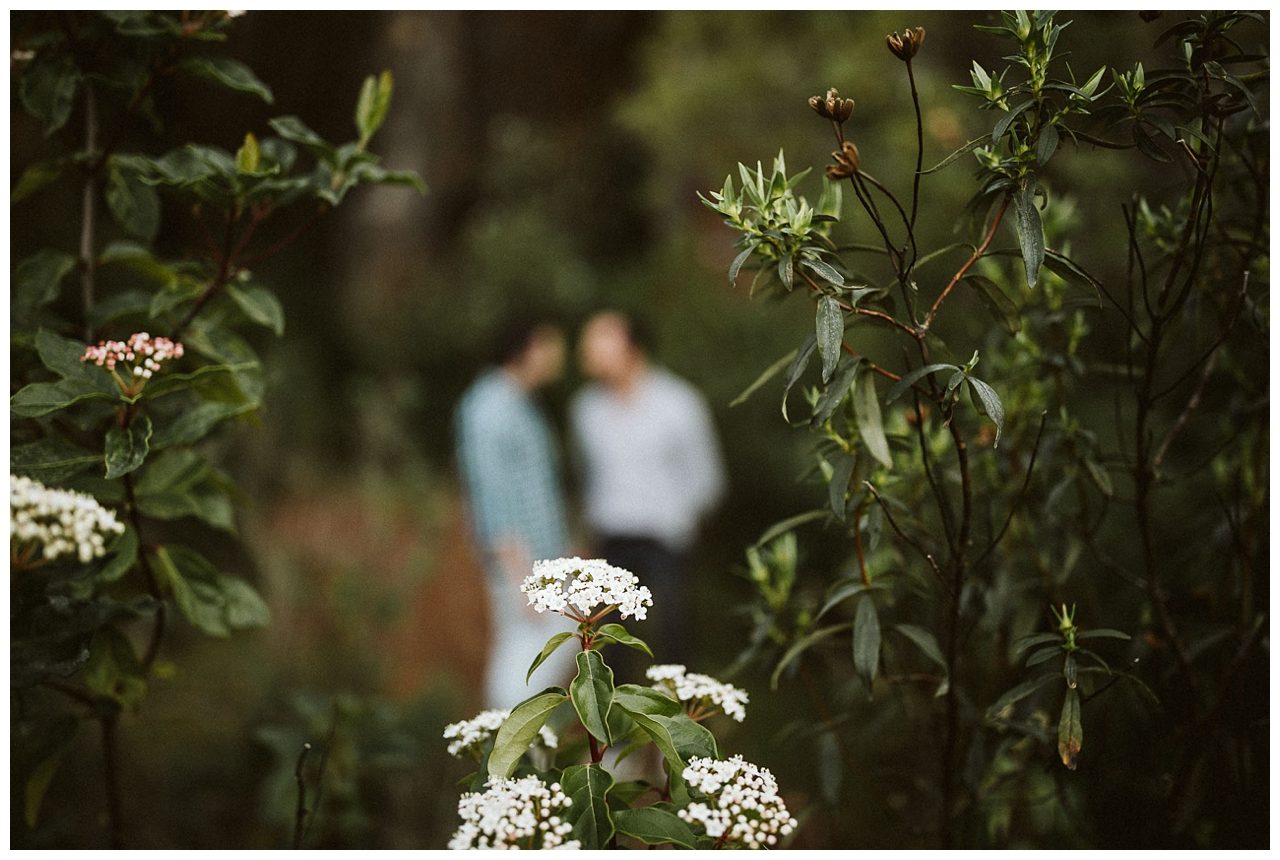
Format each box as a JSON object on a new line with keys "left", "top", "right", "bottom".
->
{"left": 455, "top": 369, "right": 568, "bottom": 563}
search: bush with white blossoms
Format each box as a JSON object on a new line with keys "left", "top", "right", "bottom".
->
{"left": 521, "top": 556, "right": 653, "bottom": 622}
{"left": 444, "top": 708, "right": 558, "bottom": 759}
{"left": 449, "top": 775, "right": 579, "bottom": 850}
{"left": 10, "top": 475, "right": 126, "bottom": 566}
{"left": 447, "top": 557, "right": 797, "bottom": 849}
{"left": 647, "top": 664, "right": 749, "bottom": 723}
{"left": 679, "top": 755, "right": 798, "bottom": 848}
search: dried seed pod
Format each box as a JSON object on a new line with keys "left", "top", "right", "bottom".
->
{"left": 886, "top": 26, "right": 926, "bottom": 61}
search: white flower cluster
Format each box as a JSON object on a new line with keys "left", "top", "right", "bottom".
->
{"left": 449, "top": 775, "right": 579, "bottom": 850}
{"left": 647, "top": 665, "right": 749, "bottom": 723}
{"left": 521, "top": 557, "right": 653, "bottom": 621}
{"left": 82, "top": 331, "right": 184, "bottom": 381}
{"left": 10, "top": 476, "right": 126, "bottom": 565}
{"left": 679, "top": 755, "right": 798, "bottom": 849}
{"left": 443, "top": 708, "right": 558, "bottom": 759}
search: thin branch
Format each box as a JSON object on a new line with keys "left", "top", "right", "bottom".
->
{"left": 863, "top": 481, "right": 946, "bottom": 590}
{"left": 922, "top": 194, "right": 1010, "bottom": 331}
{"left": 1153, "top": 350, "right": 1218, "bottom": 470}
{"left": 973, "top": 411, "right": 1049, "bottom": 567}
{"left": 80, "top": 83, "right": 98, "bottom": 340}
{"left": 293, "top": 743, "right": 312, "bottom": 849}
{"left": 906, "top": 57, "right": 924, "bottom": 235}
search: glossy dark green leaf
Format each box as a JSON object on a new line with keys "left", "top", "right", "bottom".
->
{"left": 104, "top": 415, "right": 153, "bottom": 479}
{"left": 815, "top": 295, "right": 844, "bottom": 383}
{"left": 526, "top": 631, "right": 575, "bottom": 684}
{"left": 14, "top": 250, "right": 75, "bottom": 318}
{"left": 10, "top": 380, "right": 110, "bottom": 417}
{"left": 487, "top": 688, "right": 567, "bottom": 778}
{"left": 19, "top": 53, "right": 80, "bottom": 136}
{"left": 227, "top": 283, "right": 285, "bottom": 335}
{"left": 993, "top": 99, "right": 1034, "bottom": 141}
{"left": 613, "top": 806, "right": 698, "bottom": 849}
{"left": 571, "top": 649, "right": 615, "bottom": 744}
{"left": 592, "top": 623, "right": 654, "bottom": 658}
{"left": 1013, "top": 180, "right": 1045, "bottom": 288}
{"left": 853, "top": 369, "right": 892, "bottom": 469}
{"left": 612, "top": 685, "right": 718, "bottom": 768}
{"left": 181, "top": 56, "right": 273, "bottom": 103}
{"left": 83, "top": 626, "right": 147, "bottom": 708}
{"left": 9, "top": 437, "right": 99, "bottom": 483}
{"left": 106, "top": 161, "right": 161, "bottom": 241}
{"left": 561, "top": 764, "right": 615, "bottom": 849}
{"left": 853, "top": 594, "right": 881, "bottom": 686}
{"left": 1036, "top": 123, "right": 1060, "bottom": 164}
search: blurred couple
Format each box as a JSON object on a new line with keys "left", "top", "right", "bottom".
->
{"left": 454, "top": 311, "right": 725, "bottom": 708}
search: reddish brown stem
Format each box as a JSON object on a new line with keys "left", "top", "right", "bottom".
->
{"left": 923, "top": 194, "right": 1011, "bottom": 331}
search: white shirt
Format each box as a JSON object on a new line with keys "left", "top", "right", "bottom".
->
{"left": 570, "top": 368, "right": 726, "bottom": 551}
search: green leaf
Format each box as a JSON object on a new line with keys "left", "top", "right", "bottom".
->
{"left": 356, "top": 70, "right": 394, "bottom": 145}
{"left": 97, "top": 526, "right": 139, "bottom": 583}
{"left": 1026, "top": 646, "right": 1062, "bottom": 668}
{"left": 10, "top": 380, "right": 108, "bottom": 417}
{"left": 526, "top": 631, "right": 575, "bottom": 684}
{"left": 10, "top": 437, "right": 99, "bottom": 483}
{"left": 153, "top": 544, "right": 230, "bottom": 637}
{"left": 1057, "top": 688, "right": 1083, "bottom": 769}
{"left": 894, "top": 623, "right": 946, "bottom": 669}
{"left": 151, "top": 401, "right": 253, "bottom": 449}
{"left": 487, "top": 688, "right": 568, "bottom": 778}
{"left": 803, "top": 257, "right": 845, "bottom": 287}
{"left": 964, "top": 275, "right": 1021, "bottom": 335}
{"left": 561, "top": 764, "right": 615, "bottom": 848}
{"left": 810, "top": 359, "right": 859, "bottom": 428}
{"left": 781, "top": 335, "right": 817, "bottom": 421}
{"left": 181, "top": 56, "right": 274, "bottom": 103}
{"left": 19, "top": 53, "right": 80, "bottom": 136}
{"left": 1013, "top": 632, "right": 1061, "bottom": 653}
{"left": 105, "top": 161, "right": 161, "bottom": 241}
{"left": 222, "top": 576, "right": 270, "bottom": 629}
{"left": 966, "top": 377, "right": 1005, "bottom": 446}
{"left": 993, "top": 99, "right": 1034, "bottom": 142}
{"left": 1076, "top": 628, "right": 1131, "bottom": 642}
{"left": 104, "top": 415, "right": 153, "bottom": 479}
{"left": 727, "top": 247, "right": 752, "bottom": 287}
{"left": 13, "top": 250, "right": 75, "bottom": 319}
{"left": 985, "top": 672, "right": 1059, "bottom": 722}
{"left": 593, "top": 623, "right": 654, "bottom": 658}
{"left": 1036, "top": 123, "right": 1060, "bottom": 164}
{"left": 571, "top": 650, "right": 615, "bottom": 744}
{"left": 24, "top": 726, "right": 77, "bottom": 828}
{"left": 613, "top": 806, "right": 698, "bottom": 849}
{"left": 827, "top": 453, "right": 855, "bottom": 520}
{"left": 815, "top": 295, "right": 844, "bottom": 383}
{"left": 612, "top": 685, "right": 718, "bottom": 768}
{"left": 853, "top": 594, "right": 881, "bottom": 686}
{"left": 755, "top": 509, "right": 827, "bottom": 549}
{"left": 12, "top": 159, "right": 66, "bottom": 204}
{"left": 921, "top": 134, "right": 991, "bottom": 175}
{"left": 227, "top": 283, "right": 285, "bottom": 335}
{"left": 268, "top": 116, "right": 333, "bottom": 161}
{"left": 83, "top": 627, "right": 147, "bottom": 708}
{"left": 853, "top": 369, "right": 892, "bottom": 469}
{"left": 885, "top": 363, "right": 958, "bottom": 405}
{"left": 1085, "top": 459, "right": 1113, "bottom": 498}
{"left": 771, "top": 623, "right": 851, "bottom": 689}
{"left": 815, "top": 579, "right": 881, "bottom": 621}
{"left": 731, "top": 348, "right": 795, "bottom": 408}
{"left": 1012, "top": 181, "right": 1045, "bottom": 288}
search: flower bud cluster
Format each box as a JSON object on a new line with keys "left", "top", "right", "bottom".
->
{"left": 808, "top": 87, "right": 855, "bottom": 123}
{"left": 11, "top": 475, "right": 125, "bottom": 565}
{"left": 521, "top": 557, "right": 653, "bottom": 621}
{"left": 443, "top": 708, "right": 558, "bottom": 759}
{"left": 82, "top": 332, "right": 184, "bottom": 381}
{"left": 678, "top": 755, "right": 798, "bottom": 849}
{"left": 886, "top": 26, "right": 926, "bottom": 61}
{"left": 449, "top": 775, "right": 579, "bottom": 850}
{"left": 646, "top": 664, "right": 749, "bottom": 723}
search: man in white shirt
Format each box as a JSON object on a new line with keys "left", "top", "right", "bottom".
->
{"left": 570, "top": 311, "right": 725, "bottom": 668}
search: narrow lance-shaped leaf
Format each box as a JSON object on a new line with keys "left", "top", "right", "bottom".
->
{"left": 780, "top": 335, "right": 817, "bottom": 421}
{"left": 885, "top": 363, "right": 957, "bottom": 405}
{"left": 815, "top": 295, "right": 844, "bottom": 383}
{"left": 853, "top": 369, "right": 892, "bottom": 469}
{"left": 1013, "top": 180, "right": 1045, "bottom": 288}
{"left": 853, "top": 594, "right": 881, "bottom": 688}
{"left": 771, "top": 622, "right": 851, "bottom": 689}
{"left": 731, "top": 348, "right": 795, "bottom": 408}
{"left": 966, "top": 377, "right": 1005, "bottom": 447}
{"left": 1058, "top": 688, "right": 1083, "bottom": 770}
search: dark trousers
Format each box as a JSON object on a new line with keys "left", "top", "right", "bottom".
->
{"left": 596, "top": 535, "right": 691, "bottom": 682}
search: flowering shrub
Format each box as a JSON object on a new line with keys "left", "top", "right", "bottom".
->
{"left": 446, "top": 557, "right": 794, "bottom": 849}
{"left": 10, "top": 10, "right": 420, "bottom": 846}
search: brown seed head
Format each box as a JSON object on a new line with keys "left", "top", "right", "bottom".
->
{"left": 809, "top": 87, "right": 855, "bottom": 124}
{"left": 886, "top": 26, "right": 926, "bottom": 61}
{"left": 826, "top": 140, "right": 861, "bottom": 179}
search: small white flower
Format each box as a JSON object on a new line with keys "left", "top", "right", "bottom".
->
{"left": 520, "top": 557, "right": 653, "bottom": 622}
{"left": 646, "top": 664, "right": 749, "bottom": 723}
{"left": 449, "top": 775, "right": 580, "bottom": 849}
{"left": 678, "top": 755, "right": 797, "bottom": 849}
{"left": 442, "top": 708, "right": 558, "bottom": 759}
{"left": 10, "top": 476, "right": 125, "bottom": 567}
